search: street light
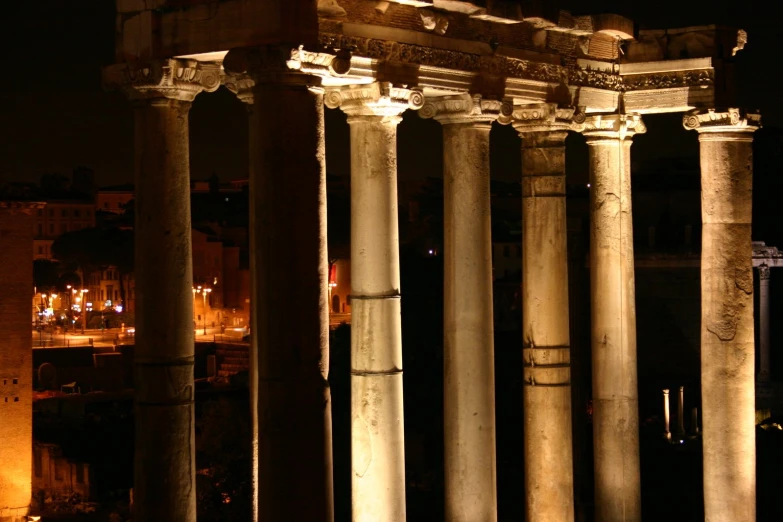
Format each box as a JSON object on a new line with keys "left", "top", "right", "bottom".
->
{"left": 193, "top": 286, "right": 212, "bottom": 335}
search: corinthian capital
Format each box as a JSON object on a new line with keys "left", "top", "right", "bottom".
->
{"left": 682, "top": 108, "right": 761, "bottom": 134}
{"left": 418, "top": 94, "right": 503, "bottom": 125}
{"left": 324, "top": 82, "right": 424, "bottom": 117}
{"left": 102, "top": 59, "right": 221, "bottom": 102}
{"left": 582, "top": 113, "right": 646, "bottom": 140}
{"left": 499, "top": 102, "right": 586, "bottom": 133}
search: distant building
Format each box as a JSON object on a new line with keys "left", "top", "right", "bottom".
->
{"left": 95, "top": 185, "right": 134, "bottom": 214}
{"left": 32, "top": 443, "right": 91, "bottom": 502}
{"left": 33, "top": 200, "right": 96, "bottom": 260}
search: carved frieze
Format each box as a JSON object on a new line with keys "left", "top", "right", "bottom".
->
{"left": 419, "top": 94, "right": 503, "bottom": 124}
{"left": 568, "top": 67, "right": 624, "bottom": 91}
{"left": 324, "top": 82, "right": 424, "bottom": 117}
{"left": 682, "top": 108, "right": 761, "bottom": 133}
{"left": 103, "top": 59, "right": 221, "bottom": 101}
{"left": 623, "top": 70, "right": 713, "bottom": 91}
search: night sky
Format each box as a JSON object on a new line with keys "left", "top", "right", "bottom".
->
{"left": 1, "top": 1, "right": 780, "bottom": 187}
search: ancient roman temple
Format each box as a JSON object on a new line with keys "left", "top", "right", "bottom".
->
{"left": 1, "top": 1, "right": 759, "bottom": 522}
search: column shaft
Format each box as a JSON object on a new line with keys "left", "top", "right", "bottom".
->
{"left": 133, "top": 98, "right": 196, "bottom": 522}
{"left": 698, "top": 131, "right": 755, "bottom": 522}
{"left": 442, "top": 123, "right": 497, "bottom": 522}
{"left": 349, "top": 114, "right": 406, "bottom": 522}
{"left": 250, "top": 78, "right": 334, "bottom": 521}
{"left": 520, "top": 131, "right": 574, "bottom": 522}
{"left": 759, "top": 267, "right": 771, "bottom": 381}
{"left": 586, "top": 134, "right": 641, "bottom": 522}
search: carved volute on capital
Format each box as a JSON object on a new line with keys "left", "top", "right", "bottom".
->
{"left": 222, "top": 72, "right": 256, "bottom": 105}
{"left": 582, "top": 113, "right": 646, "bottom": 140}
{"left": 682, "top": 108, "right": 761, "bottom": 137}
{"left": 759, "top": 265, "right": 771, "bottom": 281}
{"left": 324, "top": 82, "right": 424, "bottom": 118}
{"left": 102, "top": 59, "right": 221, "bottom": 102}
{"left": 225, "top": 45, "right": 349, "bottom": 90}
{"left": 418, "top": 94, "right": 503, "bottom": 125}
{"left": 498, "top": 102, "right": 586, "bottom": 134}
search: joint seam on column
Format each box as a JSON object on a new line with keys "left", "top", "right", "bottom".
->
{"left": 137, "top": 400, "right": 195, "bottom": 406}
{"left": 522, "top": 193, "right": 566, "bottom": 198}
{"left": 350, "top": 294, "right": 401, "bottom": 300}
{"left": 523, "top": 362, "right": 571, "bottom": 368}
{"left": 351, "top": 369, "right": 403, "bottom": 376}
{"left": 523, "top": 381, "right": 571, "bottom": 387}
{"left": 523, "top": 345, "right": 570, "bottom": 349}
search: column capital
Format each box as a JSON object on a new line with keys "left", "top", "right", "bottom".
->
{"left": 582, "top": 113, "right": 646, "bottom": 141}
{"left": 103, "top": 59, "right": 221, "bottom": 102}
{"left": 499, "top": 102, "right": 586, "bottom": 134}
{"left": 759, "top": 265, "right": 771, "bottom": 280}
{"left": 418, "top": 94, "right": 502, "bottom": 126}
{"left": 682, "top": 108, "right": 761, "bottom": 138}
{"left": 226, "top": 45, "right": 349, "bottom": 88}
{"left": 324, "top": 82, "right": 424, "bottom": 118}
{"left": 223, "top": 72, "right": 256, "bottom": 105}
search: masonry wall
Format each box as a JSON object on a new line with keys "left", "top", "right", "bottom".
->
{"left": 0, "top": 205, "right": 36, "bottom": 521}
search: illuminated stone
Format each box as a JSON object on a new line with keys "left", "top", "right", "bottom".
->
{"left": 583, "top": 113, "right": 645, "bottom": 522}
{"left": 684, "top": 108, "right": 760, "bottom": 522}
{"left": 326, "top": 82, "right": 422, "bottom": 522}
{"left": 420, "top": 94, "right": 500, "bottom": 522}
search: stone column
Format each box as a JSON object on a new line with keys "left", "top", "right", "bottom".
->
{"left": 759, "top": 265, "right": 771, "bottom": 381}
{"left": 500, "top": 103, "right": 581, "bottom": 522}
{"left": 583, "top": 113, "right": 645, "bottom": 522}
{"left": 103, "top": 58, "right": 220, "bottom": 522}
{"left": 420, "top": 95, "right": 501, "bottom": 522}
{"left": 0, "top": 202, "right": 40, "bottom": 522}
{"left": 662, "top": 389, "right": 671, "bottom": 441}
{"left": 677, "top": 386, "right": 685, "bottom": 438}
{"left": 326, "top": 82, "right": 423, "bottom": 522}
{"left": 228, "top": 46, "right": 335, "bottom": 522}
{"left": 684, "top": 108, "right": 760, "bottom": 522}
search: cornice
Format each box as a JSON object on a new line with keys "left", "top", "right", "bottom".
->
{"left": 103, "top": 59, "right": 221, "bottom": 102}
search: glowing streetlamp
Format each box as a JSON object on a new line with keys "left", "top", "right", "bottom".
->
{"left": 193, "top": 286, "right": 212, "bottom": 335}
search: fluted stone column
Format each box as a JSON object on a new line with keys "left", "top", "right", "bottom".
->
{"left": 420, "top": 95, "right": 500, "bottom": 522}
{"left": 684, "top": 108, "right": 760, "bottom": 522}
{"left": 326, "top": 82, "right": 423, "bottom": 522}
{"left": 583, "top": 113, "right": 645, "bottom": 522}
{"left": 759, "top": 265, "right": 771, "bottom": 382}
{"left": 228, "top": 46, "right": 336, "bottom": 522}
{"left": 500, "top": 103, "right": 581, "bottom": 522}
{"left": 103, "top": 58, "right": 220, "bottom": 522}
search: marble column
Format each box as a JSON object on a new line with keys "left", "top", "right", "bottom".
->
{"left": 420, "top": 95, "right": 500, "bottom": 522}
{"left": 232, "top": 46, "right": 335, "bottom": 522}
{"left": 583, "top": 113, "right": 645, "bottom": 522}
{"left": 684, "top": 108, "right": 760, "bottom": 522}
{"left": 103, "top": 58, "right": 220, "bottom": 522}
{"left": 326, "top": 82, "right": 423, "bottom": 522}
{"left": 759, "top": 265, "right": 771, "bottom": 382}
{"left": 662, "top": 389, "right": 671, "bottom": 441}
{"left": 500, "top": 103, "right": 580, "bottom": 522}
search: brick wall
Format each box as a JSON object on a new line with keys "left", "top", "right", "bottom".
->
{"left": 0, "top": 203, "right": 37, "bottom": 521}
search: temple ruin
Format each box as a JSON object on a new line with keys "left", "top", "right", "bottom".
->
{"left": 97, "top": 1, "right": 759, "bottom": 521}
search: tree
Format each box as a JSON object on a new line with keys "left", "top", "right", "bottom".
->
{"left": 51, "top": 228, "right": 109, "bottom": 332}
{"left": 103, "top": 228, "right": 134, "bottom": 306}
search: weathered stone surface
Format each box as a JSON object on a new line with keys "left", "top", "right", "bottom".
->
{"left": 328, "top": 83, "right": 419, "bottom": 521}
{"left": 583, "top": 114, "right": 644, "bottom": 522}
{"left": 132, "top": 96, "right": 197, "bottom": 522}
{"left": 684, "top": 110, "right": 759, "bottom": 522}
{"left": 247, "top": 58, "right": 334, "bottom": 521}
{"left": 430, "top": 96, "right": 498, "bottom": 521}
{"left": 0, "top": 203, "right": 39, "bottom": 522}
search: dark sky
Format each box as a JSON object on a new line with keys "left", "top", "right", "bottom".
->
{"left": 1, "top": 0, "right": 780, "bottom": 187}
